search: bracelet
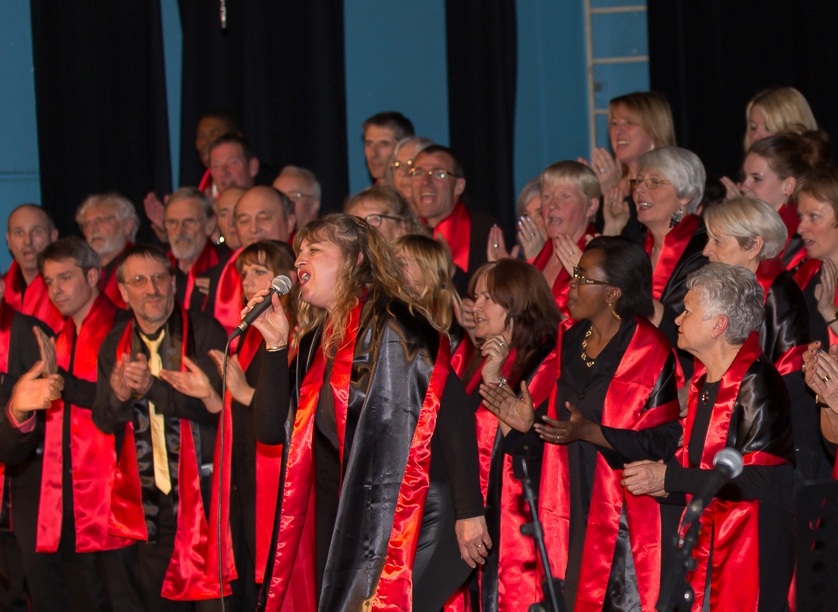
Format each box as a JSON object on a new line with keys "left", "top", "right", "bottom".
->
{"left": 496, "top": 376, "right": 508, "bottom": 387}
{"left": 265, "top": 343, "right": 288, "bottom": 352}
{"left": 827, "top": 311, "right": 838, "bottom": 325}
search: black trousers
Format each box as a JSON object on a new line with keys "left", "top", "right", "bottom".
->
{"left": 0, "top": 532, "right": 26, "bottom": 612}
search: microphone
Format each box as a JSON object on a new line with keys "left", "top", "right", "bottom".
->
{"left": 682, "top": 448, "right": 744, "bottom": 526}
{"left": 229, "top": 275, "right": 292, "bottom": 341}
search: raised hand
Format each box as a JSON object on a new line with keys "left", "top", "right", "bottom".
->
{"left": 553, "top": 234, "right": 583, "bottom": 276}
{"left": 480, "top": 335, "right": 509, "bottom": 385}
{"left": 601, "top": 185, "right": 630, "bottom": 236}
{"left": 243, "top": 289, "right": 290, "bottom": 348}
{"left": 33, "top": 326, "right": 57, "bottom": 376}
{"left": 479, "top": 381, "right": 536, "bottom": 433}
{"left": 486, "top": 225, "right": 517, "bottom": 261}
{"left": 517, "top": 215, "right": 546, "bottom": 260}
{"left": 8, "top": 360, "right": 64, "bottom": 423}
{"left": 160, "top": 355, "right": 221, "bottom": 413}
{"left": 123, "top": 353, "right": 153, "bottom": 396}
{"left": 534, "top": 402, "right": 595, "bottom": 445}
{"left": 209, "top": 350, "right": 255, "bottom": 406}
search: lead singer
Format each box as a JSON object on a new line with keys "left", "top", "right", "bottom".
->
{"left": 245, "top": 213, "right": 486, "bottom": 611}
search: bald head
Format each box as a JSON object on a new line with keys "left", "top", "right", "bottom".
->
{"left": 215, "top": 187, "right": 245, "bottom": 250}
{"left": 6, "top": 204, "right": 58, "bottom": 281}
{"left": 234, "top": 186, "right": 296, "bottom": 247}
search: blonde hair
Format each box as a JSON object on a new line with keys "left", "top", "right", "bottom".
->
{"left": 703, "top": 196, "right": 787, "bottom": 261}
{"left": 608, "top": 92, "right": 676, "bottom": 150}
{"left": 294, "top": 214, "right": 436, "bottom": 357}
{"left": 743, "top": 87, "right": 818, "bottom": 150}
{"left": 394, "top": 234, "right": 460, "bottom": 332}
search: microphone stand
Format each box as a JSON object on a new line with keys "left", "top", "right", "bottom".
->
{"left": 515, "top": 452, "right": 567, "bottom": 612}
{"left": 656, "top": 511, "right": 701, "bottom": 611}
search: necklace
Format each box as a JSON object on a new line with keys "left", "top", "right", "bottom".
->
{"left": 581, "top": 327, "right": 595, "bottom": 368}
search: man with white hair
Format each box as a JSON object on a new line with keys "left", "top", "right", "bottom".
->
{"left": 76, "top": 193, "right": 139, "bottom": 309}
{"left": 272, "top": 165, "right": 321, "bottom": 230}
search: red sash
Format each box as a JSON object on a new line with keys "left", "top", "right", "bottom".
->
{"left": 432, "top": 201, "right": 472, "bottom": 273}
{"left": 168, "top": 241, "right": 220, "bottom": 311}
{"left": 794, "top": 258, "right": 838, "bottom": 348}
{"left": 199, "top": 168, "right": 212, "bottom": 192}
{"left": 756, "top": 259, "right": 806, "bottom": 375}
{"left": 532, "top": 226, "right": 595, "bottom": 317}
{"left": 114, "top": 307, "right": 235, "bottom": 600}
{"left": 678, "top": 335, "right": 790, "bottom": 612}
{"left": 213, "top": 248, "right": 244, "bottom": 342}
{"left": 100, "top": 243, "right": 132, "bottom": 309}
{"left": 645, "top": 214, "right": 701, "bottom": 301}
{"left": 264, "top": 302, "right": 449, "bottom": 611}
{"left": 36, "top": 295, "right": 142, "bottom": 553}
{"left": 474, "top": 348, "right": 556, "bottom": 611}
{"left": 540, "top": 319, "right": 680, "bottom": 611}
{"left": 779, "top": 201, "right": 799, "bottom": 240}
{"left": 0, "top": 300, "right": 14, "bottom": 525}
{"left": 2, "top": 261, "right": 64, "bottom": 332}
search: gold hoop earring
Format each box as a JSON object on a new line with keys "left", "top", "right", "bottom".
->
{"left": 609, "top": 303, "right": 621, "bottom": 320}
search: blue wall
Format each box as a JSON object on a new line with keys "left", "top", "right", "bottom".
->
{"left": 343, "top": 0, "right": 450, "bottom": 197}
{"left": 0, "top": 0, "right": 41, "bottom": 270}
{"left": 161, "top": 0, "right": 183, "bottom": 190}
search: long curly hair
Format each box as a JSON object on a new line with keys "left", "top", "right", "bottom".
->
{"left": 294, "top": 213, "right": 436, "bottom": 357}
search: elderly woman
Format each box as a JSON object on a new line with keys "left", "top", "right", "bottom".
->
{"left": 623, "top": 264, "right": 794, "bottom": 612}
{"left": 245, "top": 214, "right": 485, "bottom": 612}
{"left": 481, "top": 237, "right": 681, "bottom": 611}
{"left": 344, "top": 184, "right": 426, "bottom": 242}
{"left": 385, "top": 136, "right": 434, "bottom": 205}
{"left": 703, "top": 198, "right": 820, "bottom": 478}
{"left": 529, "top": 161, "right": 600, "bottom": 316}
{"left": 487, "top": 176, "right": 547, "bottom": 262}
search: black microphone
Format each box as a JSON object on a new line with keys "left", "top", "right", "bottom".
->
{"left": 229, "top": 275, "right": 292, "bottom": 341}
{"left": 682, "top": 448, "right": 744, "bottom": 525}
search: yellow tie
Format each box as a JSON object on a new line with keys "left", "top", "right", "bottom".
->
{"left": 141, "top": 331, "right": 172, "bottom": 495}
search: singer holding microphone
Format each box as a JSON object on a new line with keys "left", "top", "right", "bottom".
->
{"left": 244, "top": 214, "right": 486, "bottom": 612}
{"left": 623, "top": 263, "right": 794, "bottom": 612}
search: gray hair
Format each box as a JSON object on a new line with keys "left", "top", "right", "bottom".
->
{"left": 703, "top": 196, "right": 787, "bottom": 261}
{"left": 516, "top": 177, "right": 541, "bottom": 218}
{"left": 686, "top": 263, "right": 764, "bottom": 345}
{"left": 75, "top": 193, "right": 140, "bottom": 241}
{"left": 637, "top": 146, "right": 706, "bottom": 214}
{"left": 166, "top": 186, "right": 214, "bottom": 219}
{"left": 279, "top": 165, "right": 322, "bottom": 200}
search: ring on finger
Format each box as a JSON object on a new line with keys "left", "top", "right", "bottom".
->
{"left": 824, "top": 374, "right": 831, "bottom": 383}
{"left": 493, "top": 243, "right": 499, "bottom": 248}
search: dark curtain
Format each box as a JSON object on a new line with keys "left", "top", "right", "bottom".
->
{"left": 178, "top": 0, "right": 348, "bottom": 213}
{"left": 30, "top": 0, "right": 172, "bottom": 241}
{"left": 648, "top": 0, "right": 838, "bottom": 180}
{"left": 446, "top": 0, "right": 517, "bottom": 231}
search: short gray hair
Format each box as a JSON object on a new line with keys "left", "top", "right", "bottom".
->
{"left": 516, "top": 177, "right": 541, "bottom": 219}
{"left": 166, "top": 186, "right": 214, "bottom": 219}
{"left": 703, "top": 196, "right": 787, "bottom": 261}
{"left": 75, "top": 193, "right": 140, "bottom": 241}
{"left": 686, "top": 263, "right": 764, "bottom": 345}
{"left": 279, "top": 165, "right": 322, "bottom": 200}
{"left": 637, "top": 146, "right": 706, "bottom": 214}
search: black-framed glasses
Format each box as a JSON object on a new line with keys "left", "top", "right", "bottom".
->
{"left": 408, "top": 167, "right": 460, "bottom": 179}
{"left": 120, "top": 271, "right": 172, "bottom": 289}
{"left": 573, "top": 266, "right": 610, "bottom": 286}
{"left": 629, "top": 177, "right": 672, "bottom": 191}
{"left": 364, "top": 214, "right": 403, "bottom": 227}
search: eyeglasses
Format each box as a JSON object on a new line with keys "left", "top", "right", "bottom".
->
{"left": 284, "top": 191, "right": 316, "bottom": 201}
{"left": 573, "top": 266, "right": 610, "bottom": 286}
{"left": 629, "top": 177, "right": 672, "bottom": 191}
{"left": 408, "top": 167, "right": 460, "bottom": 180}
{"left": 391, "top": 159, "right": 414, "bottom": 175}
{"left": 81, "top": 215, "right": 117, "bottom": 231}
{"left": 120, "top": 271, "right": 172, "bottom": 289}
{"left": 364, "top": 214, "right": 403, "bottom": 227}
{"left": 164, "top": 218, "right": 201, "bottom": 231}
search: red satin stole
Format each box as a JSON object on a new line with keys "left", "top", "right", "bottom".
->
{"left": 431, "top": 201, "right": 472, "bottom": 273}
{"left": 532, "top": 226, "right": 595, "bottom": 317}
{"left": 213, "top": 248, "right": 244, "bottom": 346}
{"left": 168, "top": 241, "right": 220, "bottom": 311}
{"left": 540, "top": 319, "right": 679, "bottom": 612}
{"left": 645, "top": 214, "right": 701, "bottom": 301}
{"left": 756, "top": 258, "right": 806, "bottom": 374}
{"left": 36, "top": 295, "right": 140, "bottom": 553}
{"left": 115, "top": 307, "right": 236, "bottom": 600}
{"left": 199, "top": 168, "right": 212, "bottom": 192}
{"left": 264, "top": 304, "right": 450, "bottom": 612}
{"left": 2, "top": 261, "right": 64, "bottom": 332}
{"left": 794, "top": 258, "right": 838, "bottom": 347}
{"left": 0, "top": 300, "right": 13, "bottom": 524}
{"left": 678, "top": 335, "right": 789, "bottom": 612}
{"left": 100, "top": 243, "right": 132, "bottom": 309}
{"left": 474, "top": 348, "right": 556, "bottom": 611}
{"left": 450, "top": 336, "right": 475, "bottom": 381}
{"left": 779, "top": 201, "right": 799, "bottom": 241}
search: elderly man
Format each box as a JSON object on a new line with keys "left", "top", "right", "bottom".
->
{"left": 362, "top": 111, "right": 414, "bottom": 183}
{"left": 163, "top": 187, "right": 230, "bottom": 312}
{"left": 272, "top": 165, "right": 321, "bottom": 230}
{"left": 409, "top": 145, "right": 499, "bottom": 295}
{"left": 76, "top": 193, "right": 139, "bottom": 309}
{"left": 1, "top": 238, "right": 142, "bottom": 611}
{"left": 3, "top": 204, "right": 62, "bottom": 331}
{"left": 92, "top": 245, "right": 230, "bottom": 611}
{"left": 214, "top": 187, "right": 245, "bottom": 251}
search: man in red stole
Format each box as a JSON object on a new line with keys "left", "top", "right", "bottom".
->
{"left": 164, "top": 187, "right": 231, "bottom": 313}
{"left": 92, "top": 245, "right": 232, "bottom": 611}
{"left": 362, "top": 111, "right": 414, "bottom": 184}
{"left": 410, "top": 145, "right": 500, "bottom": 296}
{"left": 3, "top": 204, "right": 63, "bottom": 332}
{"left": 1, "top": 237, "right": 146, "bottom": 610}
{"left": 76, "top": 192, "right": 139, "bottom": 309}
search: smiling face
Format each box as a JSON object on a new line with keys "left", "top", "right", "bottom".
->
{"left": 703, "top": 226, "right": 758, "bottom": 270}
{"left": 540, "top": 179, "right": 596, "bottom": 241}
{"left": 295, "top": 237, "right": 343, "bottom": 312}
{"left": 797, "top": 191, "right": 838, "bottom": 263}
{"left": 118, "top": 256, "right": 176, "bottom": 332}
{"left": 6, "top": 207, "right": 57, "bottom": 277}
{"left": 609, "top": 104, "right": 656, "bottom": 168}
{"left": 42, "top": 258, "right": 98, "bottom": 322}
{"left": 634, "top": 168, "right": 689, "bottom": 233}
{"left": 471, "top": 274, "right": 512, "bottom": 342}
{"left": 739, "top": 153, "right": 790, "bottom": 211}
{"left": 410, "top": 151, "right": 465, "bottom": 226}
{"left": 747, "top": 104, "right": 772, "bottom": 145}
